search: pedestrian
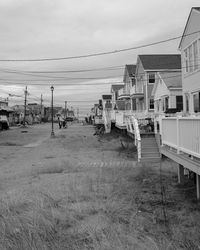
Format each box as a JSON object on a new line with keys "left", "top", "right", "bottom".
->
{"left": 63, "top": 119, "right": 68, "bottom": 128}
{"left": 58, "top": 116, "right": 62, "bottom": 129}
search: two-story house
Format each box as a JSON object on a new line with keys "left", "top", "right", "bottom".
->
{"left": 110, "top": 84, "right": 124, "bottom": 109}
{"left": 134, "top": 54, "right": 181, "bottom": 115}
{"left": 118, "top": 65, "right": 136, "bottom": 110}
{"left": 160, "top": 7, "right": 200, "bottom": 199}
{"left": 179, "top": 7, "right": 200, "bottom": 114}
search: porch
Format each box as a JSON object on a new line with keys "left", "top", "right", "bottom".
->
{"left": 160, "top": 116, "right": 200, "bottom": 199}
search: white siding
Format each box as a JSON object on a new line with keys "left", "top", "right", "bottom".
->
{"left": 180, "top": 9, "right": 200, "bottom": 113}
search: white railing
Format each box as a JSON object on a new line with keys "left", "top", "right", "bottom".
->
{"left": 126, "top": 114, "right": 141, "bottom": 161}
{"left": 161, "top": 116, "right": 200, "bottom": 158}
{"left": 103, "top": 109, "right": 111, "bottom": 133}
{"left": 115, "top": 111, "right": 126, "bottom": 127}
{"left": 94, "top": 116, "right": 104, "bottom": 125}
{"left": 110, "top": 110, "right": 116, "bottom": 122}
{"left": 136, "top": 84, "right": 144, "bottom": 93}
{"left": 130, "top": 86, "right": 136, "bottom": 96}
{"left": 118, "top": 88, "right": 130, "bottom": 97}
{"left": 123, "top": 110, "right": 154, "bottom": 120}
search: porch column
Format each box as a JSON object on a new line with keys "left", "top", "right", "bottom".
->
{"left": 178, "top": 164, "right": 184, "bottom": 184}
{"left": 196, "top": 174, "right": 200, "bottom": 200}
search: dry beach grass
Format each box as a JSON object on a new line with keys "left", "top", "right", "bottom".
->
{"left": 0, "top": 124, "right": 200, "bottom": 249}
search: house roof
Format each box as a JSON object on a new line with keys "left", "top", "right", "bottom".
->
{"left": 116, "top": 100, "right": 125, "bottom": 110}
{"left": 126, "top": 64, "right": 136, "bottom": 77}
{"left": 102, "top": 94, "right": 112, "bottom": 100}
{"left": 138, "top": 54, "right": 181, "bottom": 70}
{"left": 179, "top": 7, "right": 200, "bottom": 49}
{"left": 159, "top": 72, "right": 182, "bottom": 89}
{"left": 193, "top": 7, "right": 200, "bottom": 11}
{"left": 111, "top": 84, "right": 124, "bottom": 92}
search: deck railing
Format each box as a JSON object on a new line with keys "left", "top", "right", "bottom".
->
{"left": 110, "top": 110, "right": 116, "bottom": 122}
{"left": 126, "top": 114, "right": 141, "bottom": 161}
{"left": 103, "top": 109, "right": 111, "bottom": 133}
{"left": 115, "top": 111, "right": 126, "bottom": 127}
{"left": 161, "top": 116, "right": 200, "bottom": 158}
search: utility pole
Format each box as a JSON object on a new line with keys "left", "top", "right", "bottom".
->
{"left": 65, "top": 101, "right": 67, "bottom": 118}
{"left": 40, "top": 94, "right": 43, "bottom": 123}
{"left": 23, "top": 86, "right": 28, "bottom": 126}
{"left": 77, "top": 108, "right": 79, "bottom": 121}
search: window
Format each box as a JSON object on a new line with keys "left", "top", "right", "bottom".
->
{"left": 132, "top": 99, "right": 136, "bottom": 110}
{"left": 148, "top": 73, "right": 155, "bottom": 84}
{"left": 193, "top": 92, "right": 200, "bottom": 113}
{"left": 184, "top": 49, "right": 189, "bottom": 73}
{"left": 165, "top": 97, "right": 169, "bottom": 111}
{"left": 131, "top": 76, "right": 135, "bottom": 87}
{"left": 149, "top": 99, "right": 154, "bottom": 110}
{"left": 184, "top": 38, "right": 200, "bottom": 74}
{"left": 185, "top": 93, "right": 189, "bottom": 112}
{"left": 176, "top": 96, "right": 183, "bottom": 111}
{"left": 188, "top": 45, "right": 193, "bottom": 72}
{"left": 193, "top": 41, "right": 198, "bottom": 70}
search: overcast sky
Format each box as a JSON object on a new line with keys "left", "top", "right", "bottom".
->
{"left": 0, "top": 0, "right": 199, "bottom": 115}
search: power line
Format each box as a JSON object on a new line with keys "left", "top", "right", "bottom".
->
{"left": 0, "top": 80, "right": 123, "bottom": 86}
{"left": 0, "top": 30, "right": 199, "bottom": 62}
{"left": 1, "top": 56, "right": 199, "bottom": 81}
{"left": 0, "top": 65, "right": 124, "bottom": 74}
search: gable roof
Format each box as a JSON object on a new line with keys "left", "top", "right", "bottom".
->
{"left": 102, "top": 94, "right": 112, "bottom": 100}
{"left": 111, "top": 84, "right": 124, "bottom": 92}
{"left": 138, "top": 54, "right": 181, "bottom": 70}
{"left": 179, "top": 7, "right": 200, "bottom": 49}
{"left": 126, "top": 64, "right": 136, "bottom": 77}
{"left": 159, "top": 72, "right": 182, "bottom": 89}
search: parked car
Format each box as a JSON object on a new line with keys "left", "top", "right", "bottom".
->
{"left": 0, "top": 115, "right": 9, "bottom": 130}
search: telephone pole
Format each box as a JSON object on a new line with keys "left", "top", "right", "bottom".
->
{"left": 77, "top": 108, "right": 79, "bottom": 121}
{"left": 40, "top": 94, "right": 43, "bottom": 123}
{"left": 23, "top": 86, "right": 28, "bottom": 126}
{"left": 65, "top": 101, "right": 67, "bottom": 118}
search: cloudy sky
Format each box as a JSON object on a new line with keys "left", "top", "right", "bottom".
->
{"left": 0, "top": 0, "right": 199, "bottom": 115}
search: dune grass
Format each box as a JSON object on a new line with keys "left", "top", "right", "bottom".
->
{"left": 0, "top": 157, "right": 200, "bottom": 249}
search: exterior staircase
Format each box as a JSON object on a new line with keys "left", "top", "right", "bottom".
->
{"left": 140, "top": 134, "right": 161, "bottom": 162}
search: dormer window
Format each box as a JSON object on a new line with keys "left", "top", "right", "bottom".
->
{"left": 148, "top": 73, "right": 155, "bottom": 84}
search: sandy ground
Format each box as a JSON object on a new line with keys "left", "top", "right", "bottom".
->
{"left": 0, "top": 122, "right": 200, "bottom": 249}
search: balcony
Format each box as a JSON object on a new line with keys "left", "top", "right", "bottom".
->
{"left": 130, "top": 85, "right": 144, "bottom": 98}
{"left": 118, "top": 88, "right": 130, "bottom": 100}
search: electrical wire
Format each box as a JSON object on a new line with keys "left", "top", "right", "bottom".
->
{"left": 0, "top": 56, "right": 198, "bottom": 83}
{"left": 0, "top": 30, "right": 199, "bottom": 62}
{"left": 0, "top": 65, "right": 124, "bottom": 74}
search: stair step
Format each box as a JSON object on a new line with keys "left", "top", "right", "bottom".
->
{"left": 142, "top": 151, "right": 160, "bottom": 156}
{"left": 140, "top": 157, "right": 161, "bottom": 163}
{"left": 141, "top": 148, "right": 159, "bottom": 153}
{"left": 141, "top": 141, "right": 157, "bottom": 144}
{"left": 141, "top": 144, "right": 158, "bottom": 147}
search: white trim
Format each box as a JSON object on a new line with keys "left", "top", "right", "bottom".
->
{"left": 191, "top": 88, "right": 200, "bottom": 94}
{"left": 144, "top": 69, "right": 181, "bottom": 72}
{"left": 163, "top": 141, "right": 177, "bottom": 149}
{"left": 168, "top": 87, "right": 182, "bottom": 90}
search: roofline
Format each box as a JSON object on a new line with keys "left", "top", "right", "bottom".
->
{"left": 143, "top": 69, "right": 182, "bottom": 72}
{"left": 178, "top": 7, "right": 200, "bottom": 50}
{"left": 168, "top": 87, "right": 182, "bottom": 90}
